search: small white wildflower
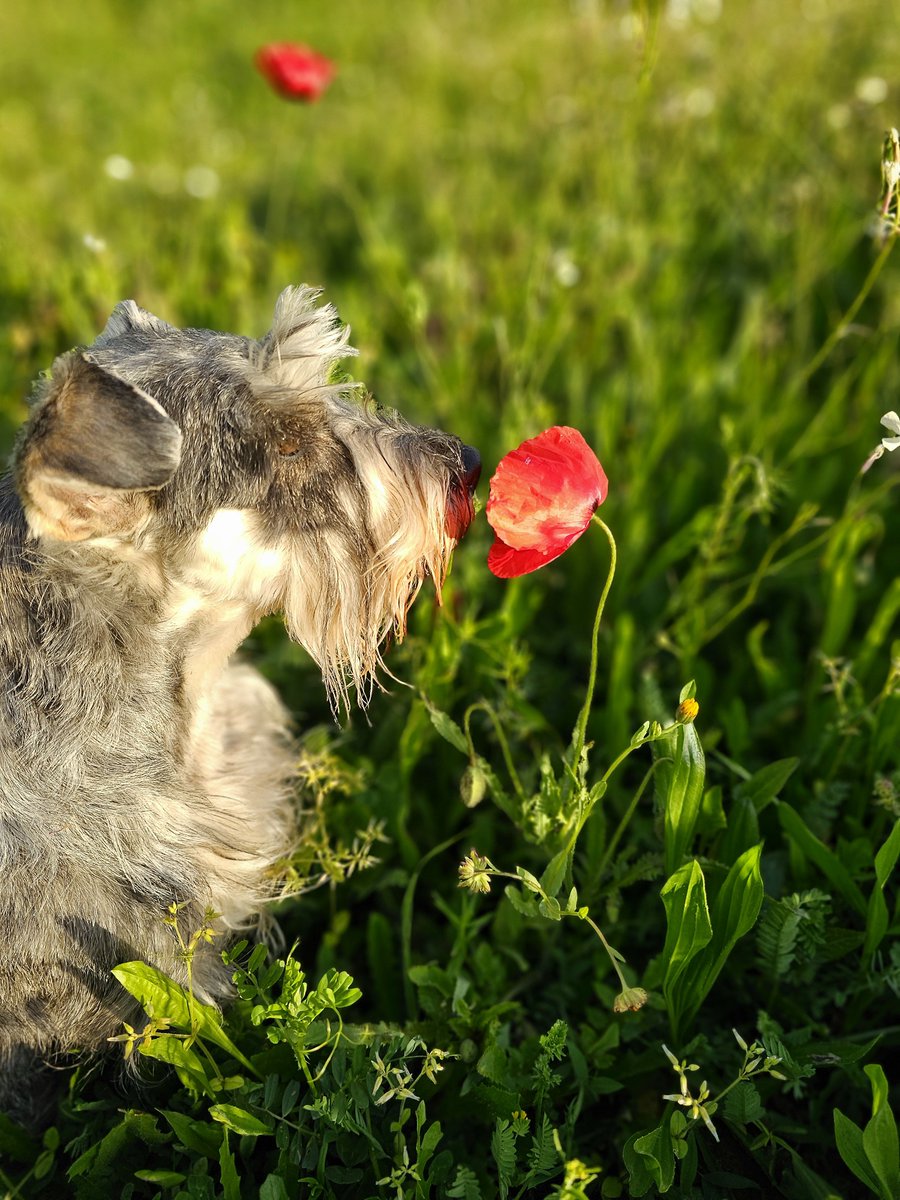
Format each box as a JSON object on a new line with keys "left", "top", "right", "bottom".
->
{"left": 104, "top": 154, "right": 134, "bottom": 181}
{"left": 82, "top": 233, "right": 107, "bottom": 253}
{"left": 862, "top": 411, "right": 900, "bottom": 472}
{"left": 880, "top": 411, "right": 900, "bottom": 449}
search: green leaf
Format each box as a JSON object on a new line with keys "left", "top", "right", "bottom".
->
{"left": 721, "top": 795, "right": 760, "bottom": 865}
{"left": 735, "top": 757, "right": 799, "bottom": 812}
{"left": 112, "top": 961, "right": 256, "bottom": 1072}
{"left": 219, "top": 1130, "right": 241, "bottom": 1200}
{"left": 538, "top": 896, "right": 562, "bottom": 921}
{"left": 696, "top": 785, "right": 727, "bottom": 837}
{"left": 477, "top": 1043, "right": 509, "bottom": 1083}
{"left": 139, "top": 1034, "right": 214, "bottom": 1097}
{"left": 776, "top": 804, "right": 867, "bottom": 916}
{"left": 864, "top": 819, "right": 900, "bottom": 956}
{"left": 503, "top": 884, "right": 539, "bottom": 918}
{"left": 135, "top": 1169, "right": 187, "bottom": 1186}
{"left": 723, "top": 1081, "right": 763, "bottom": 1125}
{"left": 491, "top": 1119, "right": 517, "bottom": 1199}
{"left": 160, "top": 1110, "right": 222, "bottom": 1158}
{"left": 834, "top": 1109, "right": 884, "bottom": 1197}
{"left": 209, "top": 1105, "right": 274, "bottom": 1137}
{"left": 660, "top": 860, "right": 712, "bottom": 1004}
{"left": 448, "top": 1165, "right": 483, "bottom": 1199}
{"left": 525, "top": 1114, "right": 558, "bottom": 1180}
{"left": 677, "top": 845, "right": 764, "bottom": 1032}
{"left": 259, "top": 1176, "right": 292, "bottom": 1200}
{"left": 423, "top": 699, "right": 468, "bottom": 754}
{"left": 662, "top": 723, "right": 706, "bottom": 873}
{"left": 627, "top": 1119, "right": 676, "bottom": 1193}
{"left": 756, "top": 899, "right": 802, "bottom": 980}
{"left": 862, "top": 1065, "right": 900, "bottom": 1200}
{"left": 540, "top": 847, "right": 570, "bottom": 898}
{"left": 515, "top": 866, "right": 542, "bottom": 892}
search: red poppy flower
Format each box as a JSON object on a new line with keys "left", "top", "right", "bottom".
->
{"left": 486, "top": 426, "right": 608, "bottom": 578}
{"left": 255, "top": 44, "right": 335, "bottom": 102}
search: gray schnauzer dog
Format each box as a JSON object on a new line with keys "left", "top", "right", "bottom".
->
{"left": 0, "top": 286, "right": 480, "bottom": 1123}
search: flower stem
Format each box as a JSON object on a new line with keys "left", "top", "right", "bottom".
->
{"left": 569, "top": 516, "right": 617, "bottom": 778}
{"left": 595, "top": 760, "right": 665, "bottom": 884}
{"left": 793, "top": 234, "right": 896, "bottom": 390}
{"left": 464, "top": 700, "right": 526, "bottom": 802}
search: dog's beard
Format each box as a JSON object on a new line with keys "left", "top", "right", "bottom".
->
{"left": 281, "top": 468, "right": 458, "bottom": 713}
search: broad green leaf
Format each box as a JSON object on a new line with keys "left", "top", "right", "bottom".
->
{"left": 662, "top": 724, "right": 706, "bottom": 873}
{"left": 113, "top": 961, "right": 256, "bottom": 1072}
{"left": 696, "top": 785, "right": 727, "bottom": 837}
{"left": 540, "top": 847, "right": 570, "bottom": 898}
{"left": 723, "top": 1081, "right": 763, "bottom": 1125}
{"left": 775, "top": 804, "right": 867, "bottom": 916}
{"left": 503, "top": 884, "right": 539, "bottom": 918}
{"left": 864, "top": 820, "right": 900, "bottom": 956}
{"left": 418, "top": 1117, "right": 443, "bottom": 1166}
{"left": 677, "top": 845, "right": 764, "bottom": 1033}
{"left": 629, "top": 1120, "right": 675, "bottom": 1193}
{"left": 160, "top": 1110, "right": 222, "bottom": 1157}
{"left": 260, "top": 1176, "right": 292, "bottom": 1200}
{"left": 862, "top": 1065, "right": 900, "bottom": 1200}
{"left": 721, "top": 795, "right": 760, "bottom": 865}
{"left": 834, "top": 1109, "right": 884, "bottom": 1197}
{"left": 660, "top": 861, "right": 712, "bottom": 1011}
{"left": 735, "top": 757, "right": 799, "bottom": 812}
{"left": 139, "top": 1034, "right": 214, "bottom": 1097}
{"left": 209, "top": 1105, "right": 274, "bottom": 1137}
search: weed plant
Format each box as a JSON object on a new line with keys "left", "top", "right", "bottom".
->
{"left": 1, "top": 0, "right": 899, "bottom": 1197}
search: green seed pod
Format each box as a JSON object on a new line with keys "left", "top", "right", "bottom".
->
{"left": 460, "top": 761, "right": 488, "bottom": 808}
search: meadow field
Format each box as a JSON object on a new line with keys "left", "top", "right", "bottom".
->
{"left": 1, "top": 0, "right": 899, "bottom": 1196}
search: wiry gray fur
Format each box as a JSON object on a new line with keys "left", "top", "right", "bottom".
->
{"left": 0, "top": 287, "right": 478, "bottom": 1124}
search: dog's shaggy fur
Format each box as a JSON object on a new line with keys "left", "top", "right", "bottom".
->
{"left": 0, "top": 287, "right": 478, "bottom": 1123}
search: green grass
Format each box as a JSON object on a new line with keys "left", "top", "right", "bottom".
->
{"left": 2, "top": 0, "right": 900, "bottom": 1196}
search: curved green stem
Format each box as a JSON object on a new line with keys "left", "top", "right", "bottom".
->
{"left": 464, "top": 700, "right": 526, "bottom": 801}
{"left": 793, "top": 234, "right": 896, "bottom": 390}
{"left": 569, "top": 516, "right": 617, "bottom": 777}
{"left": 595, "top": 759, "right": 667, "bottom": 885}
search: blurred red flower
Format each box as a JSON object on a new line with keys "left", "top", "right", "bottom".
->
{"left": 255, "top": 44, "right": 335, "bottom": 102}
{"left": 486, "top": 426, "right": 608, "bottom": 578}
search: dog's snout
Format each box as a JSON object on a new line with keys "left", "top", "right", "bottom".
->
{"left": 461, "top": 445, "right": 481, "bottom": 494}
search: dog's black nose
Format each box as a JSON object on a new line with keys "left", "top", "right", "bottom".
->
{"left": 461, "top": 445, "right": 481, "bottom": 493}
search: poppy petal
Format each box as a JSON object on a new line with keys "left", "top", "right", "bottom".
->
{"left": 487, "top": 530, "right": 583, "bottom": 578}
{"left": 487, "top": 427, "right": 607, "bottom": 552}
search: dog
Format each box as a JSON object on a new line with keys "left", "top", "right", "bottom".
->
{"left": 0, "top": 287, "right": 480, "bottom": 1124}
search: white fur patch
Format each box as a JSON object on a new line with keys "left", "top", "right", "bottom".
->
{"left": 188, "top": 509, "right": 285, "bottom": 609}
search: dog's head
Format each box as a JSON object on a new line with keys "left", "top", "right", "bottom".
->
{"left": 14, "top": 287, "right": 480, "bottom": 707}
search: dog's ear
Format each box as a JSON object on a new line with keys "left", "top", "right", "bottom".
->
{"left": 247, "top": 286, "right": 358, "bottom": 400}
{"left": 15, "top": 352, "right": 182, "bottom": 542}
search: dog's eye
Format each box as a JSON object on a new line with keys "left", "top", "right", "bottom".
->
{"left": 277, "top": 440, "right": 302, "bottom": 458}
